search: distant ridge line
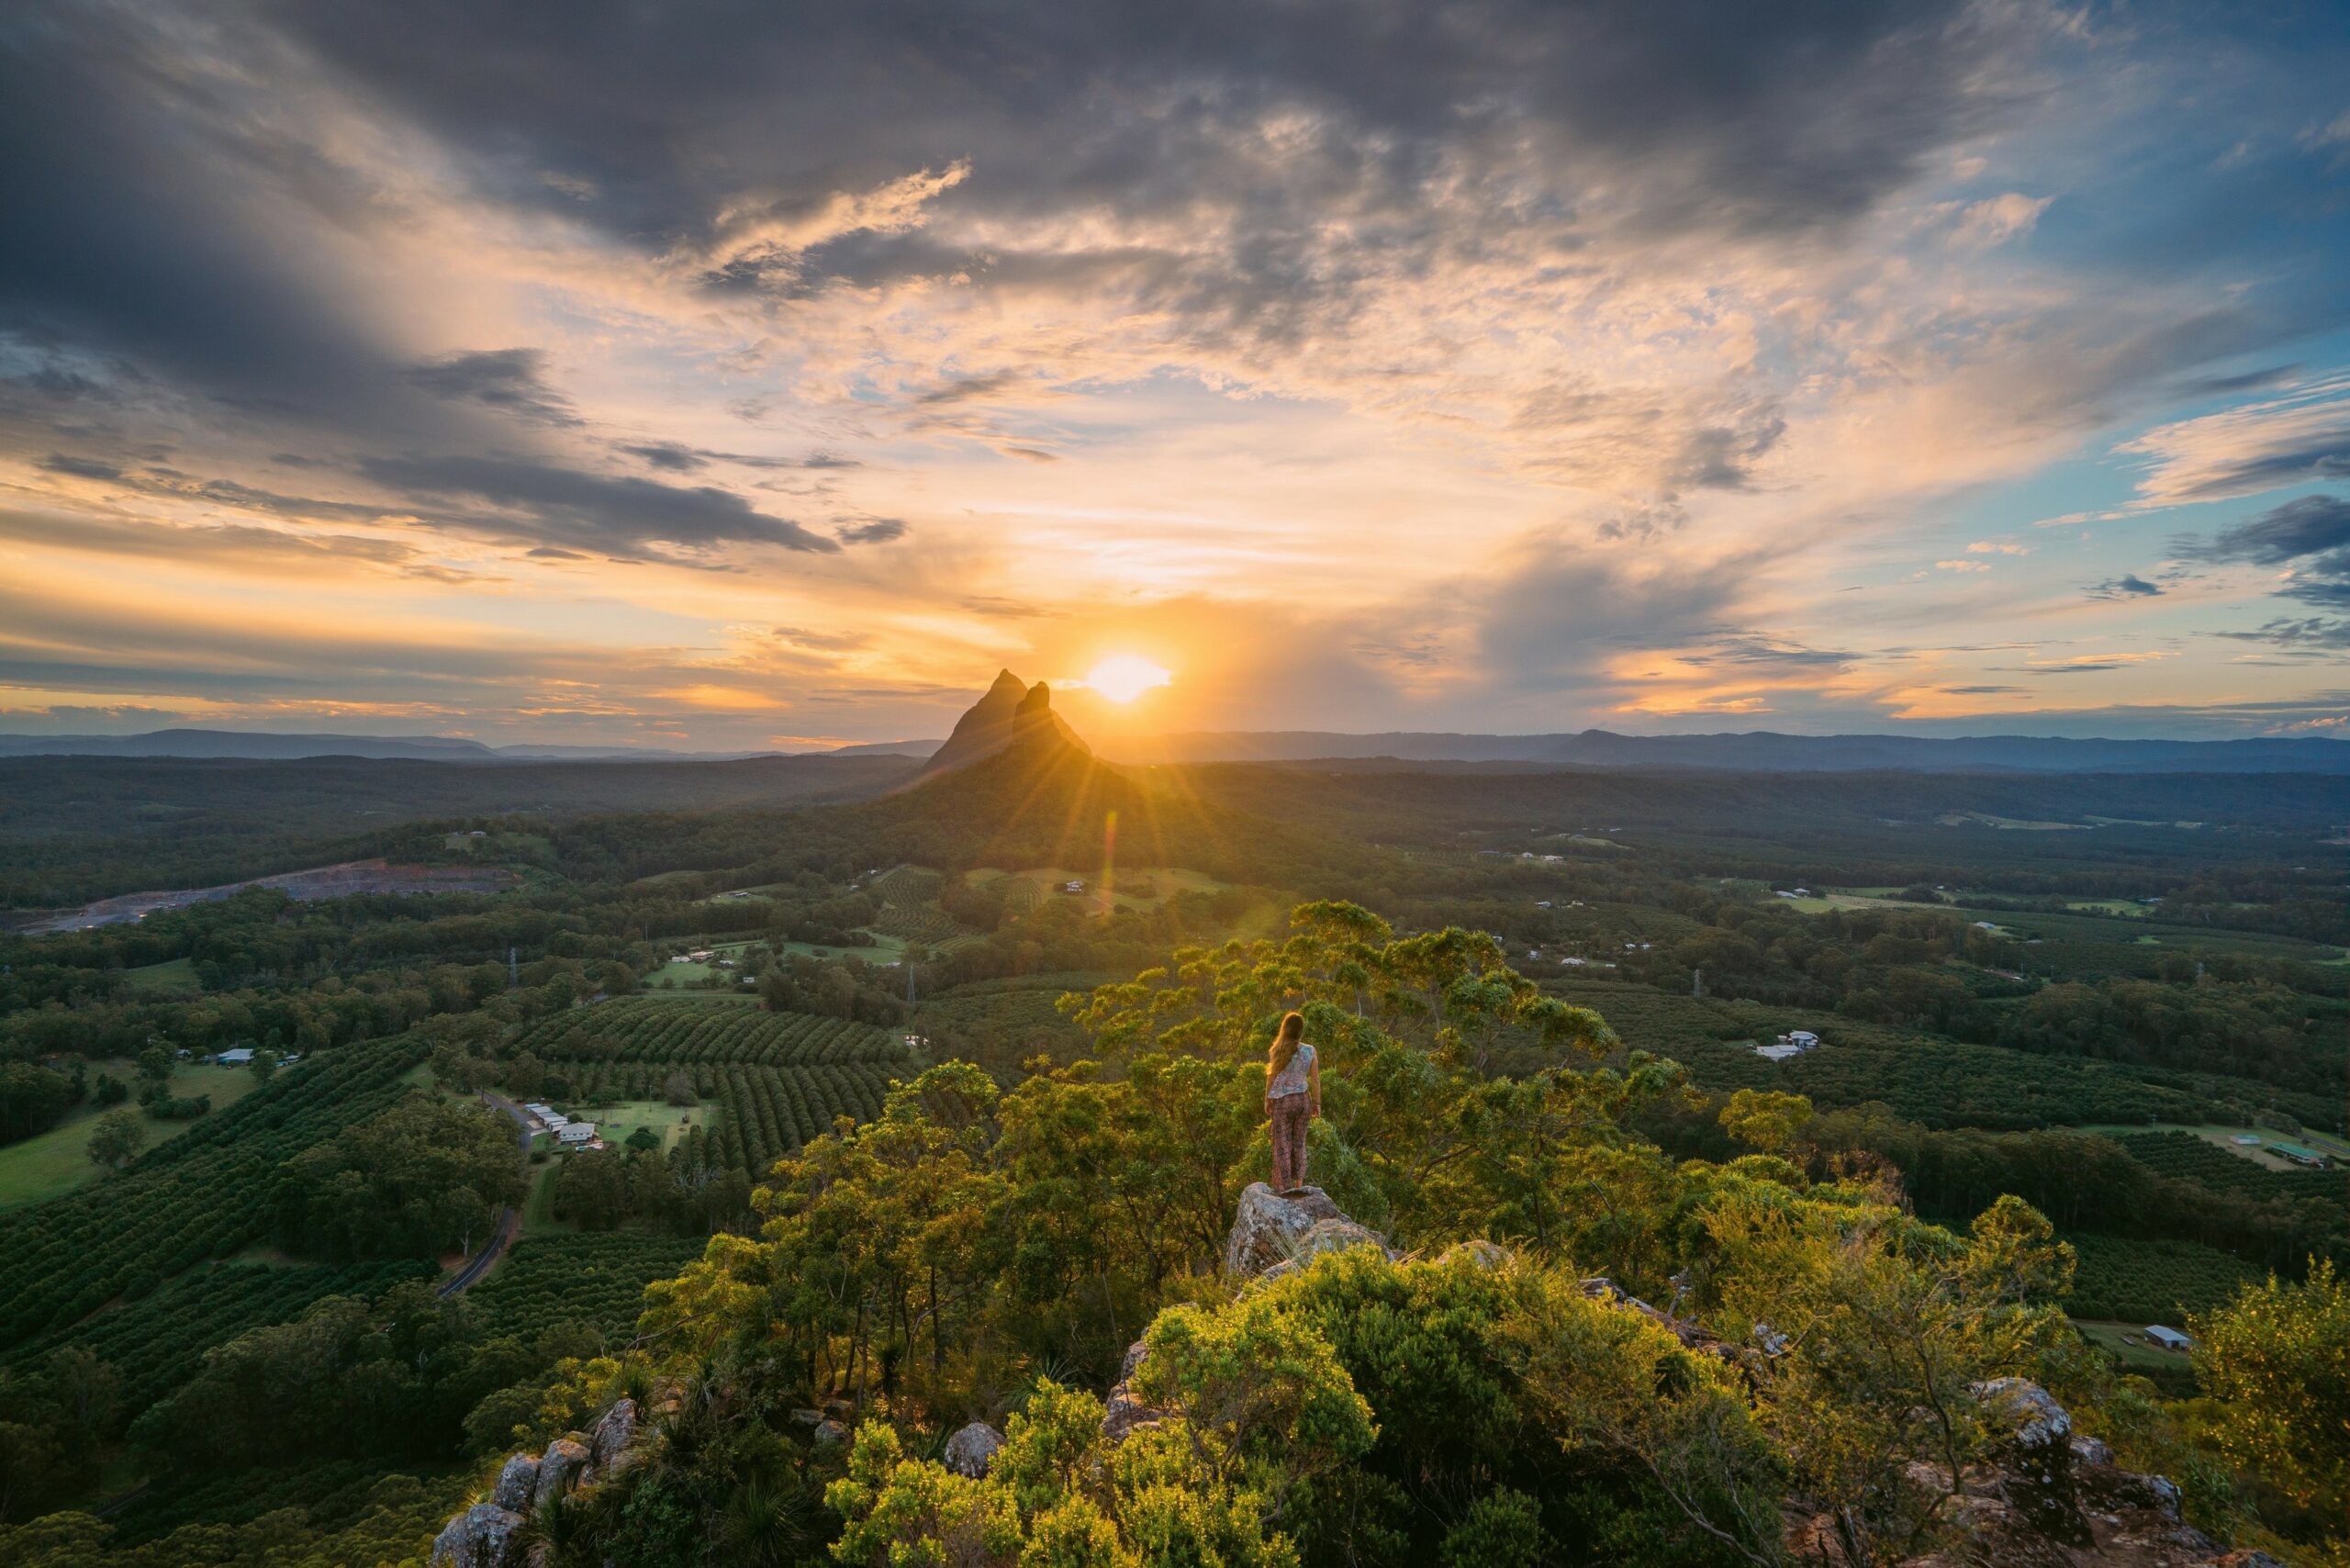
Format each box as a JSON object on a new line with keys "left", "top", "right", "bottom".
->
{"left": 2, "top": 725, "right": 2345, "bottom": 773}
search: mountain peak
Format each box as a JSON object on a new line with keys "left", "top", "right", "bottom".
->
{"left": 919, "top": 671, "right": 1091, "bottom": 776}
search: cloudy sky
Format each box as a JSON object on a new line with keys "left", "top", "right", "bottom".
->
{"left": 5, "top": 0, "right": 2349, "bottom": 748}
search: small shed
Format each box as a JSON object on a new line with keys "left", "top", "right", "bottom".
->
{"left": 217, "top": 1047, "right": 255, "bottom": 1065}
{"left": 2143, "top": 1325, "right": 2191, "bottom": 1352}
{"left": 1785, "top": 1030, "right": 1820, "bottom": 1049}
{"left": 557, "top": 1122, "right": 597, "bottom": 1145}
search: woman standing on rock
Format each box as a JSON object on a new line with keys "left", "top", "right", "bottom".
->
{"left": 1264, "top": 1011, "right": 1320, "bottom": 1193}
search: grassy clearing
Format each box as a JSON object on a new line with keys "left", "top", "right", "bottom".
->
{"left": 967, "top": 864, "right": 1232, "bottom": 915}
{"left": 118, "top": 957, "right": 198, "bottom": 993}
{"left": 585, "top": 1099, "right": 707, "bottom": 1152}
{"left": 2072, "top": 1319, "right": 2199, "bottom": 1394}
{"left": 0, "top": 1061, "right": 263, "bottom": 1210}
{"left": 2064, "top": 899, "right": 2151, "bottom": 918}
{"left": 1935, "top": 812, "right": 2092, "bottom": 831}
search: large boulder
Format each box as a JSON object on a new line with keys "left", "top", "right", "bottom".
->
{"left": 943, "top": 1421, "right": 1006, "bottom": 1478}
{"left": 1225, "top": 1183, "right": 1375, "bottom": 1279}
{"left": 586, "top": 1398, "right": 638, "bottom": 1480}
{"left": 488, "top": 1452, "right": 539, "bottom": 1512}
{"left": 431, "top": 1503, "right": 524, "bottom": 1568}
{"left": 1970, "top": 1377, "right": 2089, "bottom": 1546}
{"left": 532, "top": 1437, "right": 590, "bottom": 1511}
{"left": 1244, "top": 1217, "right": 1393, "bottom": 1294}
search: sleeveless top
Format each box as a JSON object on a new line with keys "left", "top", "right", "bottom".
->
{"left": 1267, "top": 1042, "right": 1315, "bottom": 1100}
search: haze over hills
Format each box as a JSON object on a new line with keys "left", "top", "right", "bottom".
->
{"left": 7, "top": 715, "right": 2350, "bottom": 772}
{"left": 1096, "top": 729, "right": 2350, "bottom": 773}
{"left": 0, "top": 730, "right": 939, "bottom": 764}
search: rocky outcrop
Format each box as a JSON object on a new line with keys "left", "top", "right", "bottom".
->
{"left": 1224, "top": 1182, "right": 1392, "bottom": 1281}
{"left": 919, "top": 670, "right": 1091, "bottom": 777}
{"left": 944, "top": 1421, "right": 1006, "bottom": 1478}
{"left": 431, "top": 1504, "right": 525, "bottom": 1568}
{"left": 1781, "top": 1380, "right": 2275, "bottom": 1568}
{"left": 488, "top": 1452, "right": 539, "bottom": 1512}
{"left": 532, "top": 1437, "right": 589, "bottom": 1512}
{"left": 431, "top": 1396, "right": 660, "bottom": 1568}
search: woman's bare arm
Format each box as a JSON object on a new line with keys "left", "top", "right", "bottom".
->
{"left": 1308, "top": 1055, "right": 1322, "bottom": 1117}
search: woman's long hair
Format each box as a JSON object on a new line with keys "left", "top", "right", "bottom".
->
{"left": 1267, "top": 1011, "right": 1305, "bottom": 1078}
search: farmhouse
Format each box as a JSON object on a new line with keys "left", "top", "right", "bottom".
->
{"left": 557, "top": 1122, "right": 597, "bottom": 1145}
{"left": 2143, "top": 1325, "right": 2192, "bottom": 1351}
{"left": 1754, "top": 1029, "right": 1822, "bottom": 1063}
{"left": 2269, "top": 1141, "right": 2332, "bottom": 1170}
{"left": 216, "top": 1047, "right": 254, "bottom": 1065}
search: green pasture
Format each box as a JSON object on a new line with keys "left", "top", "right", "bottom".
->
{"left": 119, "top": 957, "right": 199, "bottom": 993}
{"left": 2071, "top": 1320, "right": 2199, "bottom": 1393}
{"left": 0, "top": 1060, "right": 263, "bottom": 1210}
{"left": 968, "top": 864, "right": 1232, "bottom": 914}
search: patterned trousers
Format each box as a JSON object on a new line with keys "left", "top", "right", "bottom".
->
{"left": 1270, "top": 1094, "right": 1312, "bottom": 1192}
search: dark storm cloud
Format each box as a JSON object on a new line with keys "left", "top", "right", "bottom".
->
{"left": 2185, "top": 495, "right": 2350, "bottom": 608}
{"left": 357, "top": 454, "right": 841, "bottom": 554}
{"left": 2192, "top": 494, "right": 2350, "bottom": 565}
{"left": 1688, "top": 633, "right": 1855, "bottom": 669}
{"left": 40, "top": 454, "right": 124, "bottom": 481}
{"left": 0, "top": 7, "right": 431, "bottom": 422}
{"left": 269, "top": 0, "right": 2009, "bottom": 298}
{"left": 617, "top": 441, "right": 861, "bottom": 474}
{"left": 406, "top": 349, "right": 579, "bottom": 425}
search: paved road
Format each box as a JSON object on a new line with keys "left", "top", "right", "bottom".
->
{"left": 438, "top": 1092, "right": 532, "bottom": 1297}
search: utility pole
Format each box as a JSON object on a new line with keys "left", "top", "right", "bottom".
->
{"left": 1693, "top": 967, "right": 1704, "bottom": 998}
{"left": 509, "top": 946, "right": 519, "bottom": 988}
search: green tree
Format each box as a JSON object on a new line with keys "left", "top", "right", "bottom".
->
{"left": 84, "top": 1107, "right": 144, "bottom": 1170}
{"left": 2192, "top": 1260, "right": 2349, "bottom": 1536}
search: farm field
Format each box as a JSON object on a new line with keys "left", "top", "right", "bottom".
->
{"left": 2084, "top": 1122, "right": 2350, "bottom": 1173}
{"left": 509, "top": 1001, "right": 909, "bottom": 1182}
{"left": 2071, "top": 1319, "right": 2198, "bottom": 1395}
{"left": 0, "top": 1036, "right": 428, "bottom": 1341}
{"left": 2065, "top": 1233, "right": 2262, "bottom": 1325}
{"left": 1, "top": 1256, "right": 436, "bottom": 1413}
{"left": 464, "top": 1231, "right": 706, "bottom": 1347}
{"left": 0, "top": 1059, "right": 266, "bottom": 1210}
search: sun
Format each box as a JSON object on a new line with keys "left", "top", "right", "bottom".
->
{"left": 1082, "top": 654, "right": 1173, "bottom": 703}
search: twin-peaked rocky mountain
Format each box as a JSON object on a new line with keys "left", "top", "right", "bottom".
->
{"left": 916, "top": 669, "right": 1091, "bottom": 778}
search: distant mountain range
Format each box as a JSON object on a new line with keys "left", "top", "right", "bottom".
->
{"left": 1098, "top": 729, "right": 2350, "bottom": 773}
{"left": 0, "top": 729, "right": 941, "bottom": 763}
{"left": 5, "top": 723, "right": 2347, "bottom": 773}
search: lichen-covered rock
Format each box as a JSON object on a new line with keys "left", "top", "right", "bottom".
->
{"left": 812, "top": 1418, "right": 849, "bottom": 1447}
{"left": 1102, "top": 1338, "right": 1163, "bottom": 1444}
{"left": 586, "top": 1398, "right": 637, "bottom": 1479}
{"left": 432, "top": 1503, "right": 524, "bottom": 1568}
{"left": 533, "top": 1437, "right": 590, "bottom": 1511}
{"left": 2070, "top": 1433, "right": 2115, "bottom": 1469}
{"left": 1971, "top": 1377, "right": 2088, "bottom": 1545}
{"left": 943, "top": 1421, "right": 1005, "bottom": 1478}
{"left": 489, "top": 1452, "right": 539, "bottom": 1512}
{"left": 1244, "top": 1216, "right": 1393, "bottom": 1294}
{"left": 1223, "top": 1182, "right": 1347, "bottom": 1278}
{"left": 1437, "top": 1238, "right": 1511, "bottom": 1270}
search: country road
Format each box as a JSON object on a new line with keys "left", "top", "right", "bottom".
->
{"left": 438, "top": 1091, "right": 532, "bottom": 1297}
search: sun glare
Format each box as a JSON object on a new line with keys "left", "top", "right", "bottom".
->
{"left": 1083, "top": 654, "right": 1172, "bottom": 703}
